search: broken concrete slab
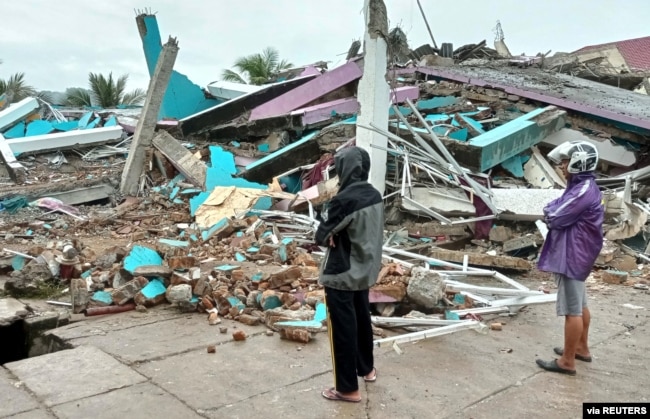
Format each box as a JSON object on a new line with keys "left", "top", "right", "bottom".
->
{"left": 34, "top": 184, "right": 115, "bottom": 206}
{"left": 401, "top": 186, "right": 476, "bottom": 216}
{"left": 202, "top": 113, "right": 301, "bottom": 141}
{"left": 429, "top": 248, "right": 532, "bottom": 271}
{"left": 206, "top": 80, "right": 263, "bottom": 101}
{"left": 390, "top": 85, "right": 420, "bottom": 104}
{"left": 4, "top": 126, "right": 123, "bottom": 155}
{"left": 249, "top": 61, "right": 362, "bottom": 121}
{"left": 290, "top": 97, "right": 359, "bottom": 127}
{"left": 5, "top": 345, "right": 147, "bottom": 407}
{"left": 0, "top": 134, "right": 26, "bottom": 182}
{"left": 240, "top": 131, "right": 321, "bottom": 184}
{"left": 0, "top": 297, "right": 28, "bottom": 326}
{"left": 492, "top": 188, "right": 563, "bottom": 221}
{"left": 0, "top": 368, "right": 41, "bottom": 417}
{"left": 524, "top": 145, "right": 566, "bottom": 189}
{"left": 541, "top": 128, "right": 637, "bottom": 168}
{"left": 502, "top": 236, "right": 538, "bottom": 254}
{"left": 0, "top": 97, "right": 39, "bottom": 132}
{"left": 51, "top": 382, "right": 204, "bottom": 419}
{"left": 467, "top": 106, "right": 567, "bottom": 172}
{"left": 133, "top": 265, "right": 172, "bottom": 278}
{"left": 179, "top": 76, "right": 316, "bottom": 137}
{"left": 401, "top": 66, "right": 650, "bottom": 136}
{"left": 152, "top": 131, "right": 207, "bottom": 188}
{"left": 406, "top": 267, "right": 444, "bottom": 309}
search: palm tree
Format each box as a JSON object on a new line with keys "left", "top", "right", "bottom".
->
{"left": 0, "top": 72, "right": 38, "bottom": 103}
{"left": 221, "top": 47, "right": 293, "bottom": 85}
{"left": 64, "top": 72, "right": 146, "bottom": 108}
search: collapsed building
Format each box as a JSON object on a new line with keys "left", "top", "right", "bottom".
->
{"left": 2, "top": 6, "right": 650, "bottom": 352}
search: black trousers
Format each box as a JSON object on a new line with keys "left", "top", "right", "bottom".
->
{"left": 324, "top": 286, "right": 374, "bottom": 392}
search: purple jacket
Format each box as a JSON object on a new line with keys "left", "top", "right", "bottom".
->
{"left": 538, "top": 172, "right": 604, "bottom": 281}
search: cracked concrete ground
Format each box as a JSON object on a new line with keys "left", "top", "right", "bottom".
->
{"left": 1, "top": 279, "right": 648, "bottom": 419}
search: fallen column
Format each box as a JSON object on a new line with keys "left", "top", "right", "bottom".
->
{"left": 121, "top": 37, "right": 179, "bottom": 196}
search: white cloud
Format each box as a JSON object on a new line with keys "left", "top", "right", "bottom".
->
{"left": 1, "top": 0, "right": 649, "bottom": 92}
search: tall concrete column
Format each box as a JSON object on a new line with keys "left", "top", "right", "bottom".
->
{"left": 355, "top": 0, "right": 390, "bottom": 195}
{"left": 120, "top": 36, "right": 179, "bottom": 196}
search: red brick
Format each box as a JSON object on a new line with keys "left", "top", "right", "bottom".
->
{"left": 167, "top": 256, "right": 198, "bottom": 270}
{"left": 232, "top": 330, "right": 247, "bottom": 341}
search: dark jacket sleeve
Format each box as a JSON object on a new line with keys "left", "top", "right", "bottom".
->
{"left": 314, "top": 197, "right": 349, "bottom": 246}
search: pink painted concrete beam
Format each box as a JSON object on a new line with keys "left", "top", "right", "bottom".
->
{"left": 290, "top": 97, "right": 360, "bottom": 125}
{"left": 249, "top": 61, "right": 362, "bottom": 121}
{"left": 390, "top": 85, "right": 419, "bottom": 104}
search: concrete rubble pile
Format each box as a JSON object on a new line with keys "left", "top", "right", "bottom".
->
{"left": 3, "top": 11, "right": 650, "bottom": 347}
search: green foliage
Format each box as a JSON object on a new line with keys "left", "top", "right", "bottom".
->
{"left": 0, "top": 72, "right": 38, "bottom": 102}
{"left": 63, "top": 72, "right": 145, "bottom": 108}
{"left": 221, "top": 47, "right": 293, "bottom": 85}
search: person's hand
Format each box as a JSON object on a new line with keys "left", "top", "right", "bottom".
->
{"left": 329, "top": 236, "right": 336, "bottom": 247}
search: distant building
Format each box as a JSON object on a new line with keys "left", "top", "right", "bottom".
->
{"left": 572, "top": 36, "right": 650, "bottom": 94}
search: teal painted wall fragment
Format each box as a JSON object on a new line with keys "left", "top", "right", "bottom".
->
{"left": 227, "top": 296, "right": 246, "bottom": 310}
{"left": 456, "top": 114, "right": 485, "bottom": 135}
{"left": 25, "top": 120, "right": 54, "bottom": 137}
{"left": 85, "top": 117, "right": 101, "bottom": 129}
{"left": 78, "top": 112, "right": 93, "bottom": 128}
{"left": 417, "top": 96, "right": 458, "bottom": 110}
{"left": 105, "top": 115, "right": 118, "bottom": 127}
{"left": 124, "top": 245, "right": 163, "bottom": 273}
{"left": 245, "top": 131, "right": 319, "bottom": 172}
{"left": 139, "top": 14, "right": 221, "bottom": 120}
{"left": 449, "top": 128, "right": 468, "bottom": 141}
{"left": 12, "top": 256, "right": 25, "bottom": 271}
{"left": 3, "top": 121, "right": 25, "bottom": 138}
{"left": 215, "top": 265, "right": 239, "bottom": 272}
{"left": 201, "top": 217, "right": 229, "bottom": 241}
{"left": 158, "top": 239, "right": 189, "bottom": 248}
{"left": 468, "top": 107, "right": 566, "bottom": 172}
{"left": 190, "top": 146, "right": 267, "bottom": 215}
{"left": 53, "top": 121, "right": 80, "bottom": 132}
{"left": 500, "top": 154, "right": 525, "bottom": 177}
{"left": 91, "top": 291, "right": 113, "bottom": 305}
{"left": 141, "top": 279, "right": 166, "bottom": 299}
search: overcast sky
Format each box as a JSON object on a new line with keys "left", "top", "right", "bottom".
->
{"left": 1, "top": 0, "right": 648, "bottom": 93}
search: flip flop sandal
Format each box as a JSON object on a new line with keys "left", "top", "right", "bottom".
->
{"left": 363, "top": 367, "right": 377, "bottom": 382}
{"left": 535, "top": 359, "right": 576, "bottom": 376}
{"left": 553, "top": 347, "right": 592, "bottom": 362}
{"left": 321, "top": 387, "right": 361, "bottom": 403}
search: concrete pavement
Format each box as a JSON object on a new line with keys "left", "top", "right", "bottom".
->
{"left": 1, "top": 280, "right": 648, "bottom": 419}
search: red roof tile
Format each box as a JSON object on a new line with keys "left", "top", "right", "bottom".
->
{"left": 574, "top": 36, "right": 650, "bottom": 71}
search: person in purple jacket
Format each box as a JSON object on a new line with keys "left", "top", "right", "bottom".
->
{"left": 535, "top": 140, "right": 604, "bottom": 376}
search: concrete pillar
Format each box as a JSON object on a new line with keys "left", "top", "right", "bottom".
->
{"left": 355, "top": 0, "right": 390, "bottom": 195}
{"left": 120, "top": 37, "right": 179, "bottom": 196}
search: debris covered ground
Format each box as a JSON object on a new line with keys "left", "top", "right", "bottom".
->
{"left": 2, "top": 9, "right": 650, "bottom": 359}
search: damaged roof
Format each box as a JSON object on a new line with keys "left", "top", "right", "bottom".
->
{"left": 574, "top": 35, "right": 650, "bottom": 71}
{"left": 398, "top": 65, "right": 650, "bottom": 133}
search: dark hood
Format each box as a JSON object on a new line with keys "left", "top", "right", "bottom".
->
{"left": 335, "top": 146, "right": 370, "bottom": 191}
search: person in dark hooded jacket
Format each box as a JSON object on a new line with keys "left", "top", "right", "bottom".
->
{"left": 316, "top": 146, "right": 384, "bottom": 403}
{"left": 535, "top": 141, "right": 604, "bottom": 376}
